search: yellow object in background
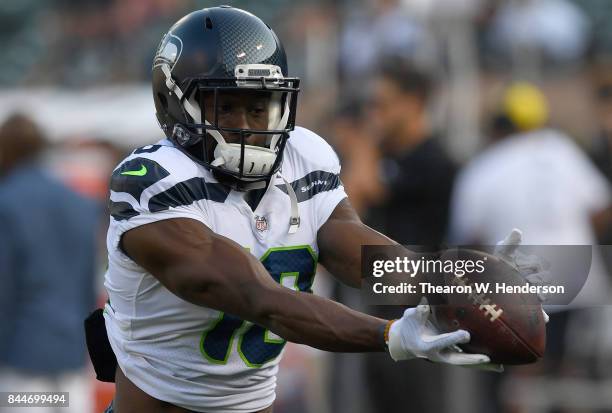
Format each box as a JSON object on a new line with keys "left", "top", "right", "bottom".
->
{"left": 503, "top": 82, "right": 550, "bottom": 132}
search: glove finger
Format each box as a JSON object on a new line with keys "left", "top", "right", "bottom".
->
{"left": 423, "top": 329, "right": 470, "bottom": 351}
{"left": 524, "top": 272, "right": 546, "bottom": 285}
{"left": 494, "top": 228, "right": 522, "bottom": 258}
{"left": 437, "top": 350, "right": 491, "bottom": 365}
{"left": 515, "top": 253, "right": 545, "bottom": 274}
{"left": 542, "top": 308, "right": 550, "bottom": 323}
{"left": 525, "top": 270, "right": 552, "bottom": 287}
{"left": 414, "top": 302, "right": 431, "bottom": 324}
{"left": 400, "top": 307, "right": 429, "bottom": 327}
{"left": 418, "top": 296, "right": 429, "bottom": 306}
{"left": 517, "top": 263, "right": 543, "bottom": 276}
{"left": 506, "top": 228, "right": 523, "bottom": 244}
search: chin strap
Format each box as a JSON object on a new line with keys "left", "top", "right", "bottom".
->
{"left": 272, "top": 101, "right": 297, "bottom": 234}
{"left": 269, "top": 99, "right": 290, "bottom": 150}
{"left": 162, "top": 64, "right": 198, "bottom": 120}
{"left": 280, "top": 173, "right": 300, "bottom": 234}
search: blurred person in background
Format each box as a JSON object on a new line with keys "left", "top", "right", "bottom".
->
{"left": 0, "top": 113, "right": 100, "bottom": 413}
{"left": 450, "top": 82, "right": 612, "bottom": 412}
{"left": 328, "top": 101, "right": 384, "bottom": 217}
{"left": 589, "top": 69, "right": 612, "bottom": 184}
{"left": 366, "top": 59, "right": 457, "bottom": 246}
{"left": 352, "top": 60, "right": 457, "bottom": 413}
{"left": 588, "top": 65, "right": 612, "bottom": 289}
{"left": 586, "top": 66, "right": 612, "bottom": 245}
{"left": 450, "top": 82, "right": 610, "bottom": 299}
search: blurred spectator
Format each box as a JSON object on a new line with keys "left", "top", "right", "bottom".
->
{"left": 587, "top": 66, "right": 612, "bottom": 326}
{"left": 0, "top": 114, "right": 100, "bottom": 413}
{"left": 328, "top": 101, "right": 384, "bottom": 216}
{"left": 590, "top": 74, "right": 612, "bottom": 184}
{"left": 357, "top": 61, "right": 457, "bottom": 413}
{"left": 450, "top": 82, "right": 612, "bottom": 412}
{"left": 366, "top": 60, "right": 457, "bottom": 245}
{"left": 451, "top": 81, "right": 611, "bottom": 305}
{"left": 450, "top": 82, "right": 609, "bottom": 254}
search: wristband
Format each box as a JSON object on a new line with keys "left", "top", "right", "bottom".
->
{"left": 382, "top": 319, "right": 396, "bottom": 351}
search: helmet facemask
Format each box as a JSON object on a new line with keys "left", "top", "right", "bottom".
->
{"left": 163, "top": 63, "right": 300, "bottom": 190}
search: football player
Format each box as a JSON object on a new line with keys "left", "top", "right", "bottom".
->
{"left": 102, "top": 6, "right": 497, "bottom": 413}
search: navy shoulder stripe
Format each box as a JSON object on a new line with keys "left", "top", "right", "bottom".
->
{"left": 109, "top": 201, "right": 139, "bottom": 221}
{"left": 148, "top": 177, "right": 230, "bottom": 212}
{"left": 278, "top": 170, "right": 341, "bottom": 202}
{"left": 110, "top": 158, "right": 170, "bottom": 202}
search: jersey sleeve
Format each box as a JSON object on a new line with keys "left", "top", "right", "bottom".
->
{"left": 312, "top": 157, "right": 347, "bottom": 230}
{"left": 290, "top": 127, "right": 348, "bottom": 230}
{"left": 107, "top": 147, "right": 229, "bottom": 257}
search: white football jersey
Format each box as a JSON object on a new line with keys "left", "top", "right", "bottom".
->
{"left": 104, "top": 127, "right": 347, "bottom": 413}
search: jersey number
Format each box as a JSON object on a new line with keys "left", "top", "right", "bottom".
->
{"left": 199, "top": 246, "right": 317, "bottom": 368}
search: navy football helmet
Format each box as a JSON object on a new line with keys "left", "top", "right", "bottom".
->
{"left": 152, "top": 6, "right": 300, "bottom": 190}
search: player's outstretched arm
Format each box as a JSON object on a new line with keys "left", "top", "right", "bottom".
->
{"left": 121, "top": 217, "right": 491, "bottom": 367}
{"left": 121, "top": 217, "right": 387, "bottom": 353}
{"left": 318, "top": 198, "right": 403, "bottom": 288}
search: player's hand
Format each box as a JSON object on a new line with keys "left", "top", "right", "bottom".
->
{"left": 387, "top": 299, "right": 501, "bottom": 371}
{"left": 494, "top": 228, "right": 550, "bottom": 323}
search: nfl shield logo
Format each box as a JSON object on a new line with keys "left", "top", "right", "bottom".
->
{"left": 255, "top": 215, "right": 268, "bottom": 232}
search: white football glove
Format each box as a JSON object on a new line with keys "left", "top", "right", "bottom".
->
{"left": 494, "top": 228, "right": 550, "bottom": 323}
{"left": 387, "top": 298, "right": 503, "bottom": 372}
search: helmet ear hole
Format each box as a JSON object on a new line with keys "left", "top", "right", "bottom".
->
{"left": 157, "top": 93, "right": 168, "bottom": 110}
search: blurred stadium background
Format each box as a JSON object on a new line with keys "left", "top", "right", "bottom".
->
{"left": 3, "top": 0, "right": 612, "bottom": 412}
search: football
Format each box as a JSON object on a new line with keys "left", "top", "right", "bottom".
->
{"left": 429, "top": 249, "right": 546, "bottom": 365}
